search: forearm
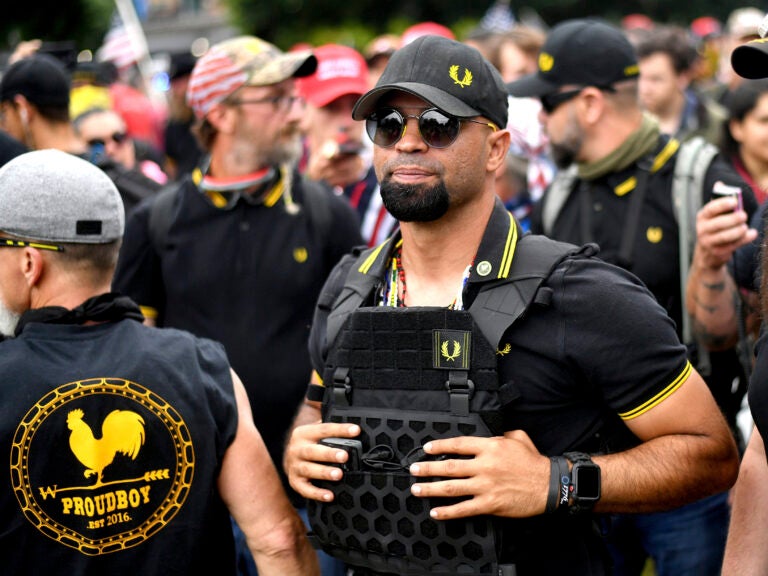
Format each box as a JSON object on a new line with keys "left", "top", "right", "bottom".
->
{"left": 247, "top": 513, "right": 319, "bottom": 576}
{"left": 593, "top": 430, "right": 737, "bottom": 514}
{"left": 686, "top": 256, "right": 739, "bottom": 350}
{"left": 722, "top": 430, "right": 768, "bottom": 576}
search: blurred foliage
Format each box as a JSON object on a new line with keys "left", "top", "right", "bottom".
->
{"left": 1, "top": 0, "right": 113, "bottom": 54}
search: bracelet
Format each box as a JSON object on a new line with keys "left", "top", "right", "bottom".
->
{"left": 555, "top": 456, "right": 571, "bottom": 510}
{"left": 545, "top": 457, "right": 560, "bottom": 514}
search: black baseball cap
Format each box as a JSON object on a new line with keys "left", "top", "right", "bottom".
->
{"left": 0, "top": 54, "right": 71, "bottom": 108}
{"left": 732, "top": 38, "right": 768, "bottom": 79}
{"left": 352, "top": 35, "right": 508, "bottom": 129}
{"left": 507, "top": 19, "right": 639, "bottom": 98}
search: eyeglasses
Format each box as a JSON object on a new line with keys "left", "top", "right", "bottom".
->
{"left": 0, "top": 237, "right": 64, "bottom": 252}
{"left": 365, "top": 107, "right": 498, "bottom": 149}
{"left": 540, "top": 86, "right": 617, "bottom": 114}
{"left": 228, "top": 95, "right": 304, "bottom": 113}
{"left": 87, "top": 132, "right": 128, "bottom": 148}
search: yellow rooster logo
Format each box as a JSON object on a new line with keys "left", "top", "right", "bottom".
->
{"left": 441, "top": 340, "right": 461, "bottom": 361}
{"left": 67, "top": 409, "right": 146, "bottom": 485}
{"left": 449, "top": 65, "right": 473, "bottom": 88}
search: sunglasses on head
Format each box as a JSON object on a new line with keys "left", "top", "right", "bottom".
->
{"left": 87, "top": 131, "right": 128, "bottom": 148}
{"left": 365, "top": 107, "right": 498, "bottom": 149}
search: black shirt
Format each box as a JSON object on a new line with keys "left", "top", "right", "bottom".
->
{"left": 113, "top": 168, "right": 363, "bottom": 500}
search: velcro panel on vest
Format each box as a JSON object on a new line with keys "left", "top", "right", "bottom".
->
{"left": 310, "top": 307, "right": 504, "bottom": 574}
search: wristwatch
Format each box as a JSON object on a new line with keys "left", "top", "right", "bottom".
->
{"left": 563, "top": 452, "right": 601, "bottom": 514}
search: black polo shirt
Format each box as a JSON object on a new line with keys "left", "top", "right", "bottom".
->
{"left": 309, "top": 199, "right": 690, "bottom": 574}
{"left": 531, "top": 135, "right": 757, "bottom": 335}
{"left": 113, "top": 168, "right": 363, "bottom": 494}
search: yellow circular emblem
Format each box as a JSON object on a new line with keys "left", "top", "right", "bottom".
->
{"left": 293, "top": 247, "right": 308, "bottom": 263}
{"left": 646, "top": 227, "right": 663, "bottom": 244}
{"left": 11, "top": 378, "right": 194, "bottom": 555}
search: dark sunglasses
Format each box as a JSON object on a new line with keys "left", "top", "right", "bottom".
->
{"left": 366, "top": 107, "right": 498, "bottom": 149}
{"left": 0, "top": 237, "right": 64, "bottom": 252}
{"left": 87, "top": 131, "right": 128, "bottom": 148}
{"left": 540, "top": 85, "right": 617, "bottom": 114}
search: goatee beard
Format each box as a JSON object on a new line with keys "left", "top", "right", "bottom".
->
{"left": 380, "top": 178, "right": 450, "bottom": 222}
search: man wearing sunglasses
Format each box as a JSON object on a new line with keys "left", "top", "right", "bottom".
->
{"left": 508, "top": 18, "right": 757, "bottom": 576}
{"left": 112, "top": 36, "right": 363, "bottom": 576}
{"left": 285, "top": 34, "right": 738, "bottom": 576}
{"left": 0, "top": 150, "right": 318, "bottom": 575}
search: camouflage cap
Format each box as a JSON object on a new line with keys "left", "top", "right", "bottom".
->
{"left": 187, "top": 36, "right": 317, "bottom": 118}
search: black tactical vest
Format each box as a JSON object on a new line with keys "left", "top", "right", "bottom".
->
{"left": 309, "top": 235, "right": 593, "bottom": 576}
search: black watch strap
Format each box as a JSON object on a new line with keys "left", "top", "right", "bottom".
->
{"left": 563, "top": 451, "right": 600, "bottom": 514}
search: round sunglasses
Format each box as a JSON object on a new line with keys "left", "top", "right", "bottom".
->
{"left": 366, "top": 107, "right": 498, "bottom": 149}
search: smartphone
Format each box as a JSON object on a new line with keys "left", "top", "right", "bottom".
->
{"left": 320, "top": 437, "right": 363, "bottom": 471}
{"left": 712, "top": 180, "right": 743, "bottom": 212}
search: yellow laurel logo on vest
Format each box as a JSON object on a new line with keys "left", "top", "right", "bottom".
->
{"left": 441, "top": 340, "right": 461, "bottom": 361}
{"left": 496, "top": 343, "right": 512, "bottom": 356}
{"left": 539, "top": 53, "right": 554, "bottom": 72}
{"left": 293, "top": 247, "right": 308, "bottom": 263}
{"left": 646, "top": 227, "right": 663, "bottom": 243}
{"left": 449, "top": 65, "right": 473, "bottom": 88}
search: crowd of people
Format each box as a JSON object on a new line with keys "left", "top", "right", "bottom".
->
{"left": 2, "top": 6, "right": 768, "bottom": 576}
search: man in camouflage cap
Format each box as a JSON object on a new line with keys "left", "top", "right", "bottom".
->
{"left": 113, "top": 36, "right": 363, "bottom": 575}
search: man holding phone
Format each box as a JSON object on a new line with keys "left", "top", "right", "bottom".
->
{"left": 297, "top": 44, "right": 397, "bottom": 246}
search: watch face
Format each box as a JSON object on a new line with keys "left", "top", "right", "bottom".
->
{"left": 574, "top": 465, "right": 601, "bottom": 501}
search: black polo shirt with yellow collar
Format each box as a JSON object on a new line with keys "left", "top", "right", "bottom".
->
{"left": 310, "top": 197, "right": 690, "bottom": 457}
{"left": 113, "top": 166, "right": 363, "bottom": 493}
{"left": 531, "top": 135, "right": 757, "bottom": 336}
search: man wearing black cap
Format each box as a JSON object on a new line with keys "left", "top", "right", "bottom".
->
{"left": 285, "top": 33, "right": 738, "bottom": 576}
{"left": 507, "top": 18, "right": 756, "bottom": 576}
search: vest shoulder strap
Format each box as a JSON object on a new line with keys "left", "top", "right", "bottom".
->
{"left": 469, "top": 235, "right": 592, "bottom": 348}
{"left": 325, "top": 245, "right": 383, "bottom": 348}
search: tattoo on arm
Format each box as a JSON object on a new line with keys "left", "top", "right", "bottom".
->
{"left": 692, "top": 295, "right": 718, "bottom": 314}
{"left": 701, "top": 280, "right": 725, "bottom": 292}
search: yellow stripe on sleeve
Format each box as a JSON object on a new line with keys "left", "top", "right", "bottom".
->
{"left": 139, "top": 305, "right": 158, "bottom": 320}
{"left": 618, "top": 361, "right": 692, "bottom": 420}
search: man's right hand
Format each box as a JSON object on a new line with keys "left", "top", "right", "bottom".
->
{"left": 284, "top": 418, "right": 361, "bottom": 502}
{"left": 694, "top": 195, "right": 756, "bottom": 271}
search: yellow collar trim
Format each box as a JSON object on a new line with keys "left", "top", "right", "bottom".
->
{"left": 613, "top": 138, "right": 680, "bottom": 197}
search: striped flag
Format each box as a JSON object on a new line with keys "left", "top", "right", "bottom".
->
{"left": 97, "top": 13, "right": 145, "bottom": 71}
{"left": 479, "top": 0, "right": 516, "bottom": 33}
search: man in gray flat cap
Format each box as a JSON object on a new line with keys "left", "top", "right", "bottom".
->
{"left": 0, "top": 149, "right": 318, "bottom": 576}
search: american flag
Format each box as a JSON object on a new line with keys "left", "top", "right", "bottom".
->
{"left": 97, "top": 13, "right": 145, "bottom": 71}
{"left": 479, "top": 0, "right": 516, "bottom": 33}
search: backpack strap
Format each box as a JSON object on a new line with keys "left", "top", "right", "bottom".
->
{"left": 148, "top": 184, "right": 180, "bottom": 252}
{"left": 542, "top": 164, "right": 578, "bottom": 236}
{"left": 671, "top": 136, "right": 719, "bottom": 345}
{"left": 469, "top": 235, "right": 595, "bottom": 349}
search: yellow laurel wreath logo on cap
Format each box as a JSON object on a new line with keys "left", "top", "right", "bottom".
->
{"left": 449, "top": 65, "right": 473, "bottom": 88}
{"left": 539, "top": 53, "right": 554, "bottom": 72}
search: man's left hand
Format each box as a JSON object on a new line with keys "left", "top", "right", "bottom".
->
{"left": 409, "top": 430, "right": 549, "bottom": 520}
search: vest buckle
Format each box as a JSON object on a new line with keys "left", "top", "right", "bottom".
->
{"left": 445, "top": 370, "right": 474, "bottom": 416}
{"left": 332, "top": 367, "right": 352, "bottom": 406}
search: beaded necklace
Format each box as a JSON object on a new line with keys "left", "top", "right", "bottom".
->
{"left": 380, "top": 245, "right": 473, "bottom": 310}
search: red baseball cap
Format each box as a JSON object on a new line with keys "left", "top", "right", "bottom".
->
{"left": 401, "top": 22, "right": 455, "bottom": 46}
{"left": 296, "top": 44, "right": 369, "bottom": 108}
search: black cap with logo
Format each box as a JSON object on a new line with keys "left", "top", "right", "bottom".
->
{"left": 507, "top": 19, "right": 640, "bottom": 98}
{"left": 732, "top": 37, "right": 768, "bottom": 79}
{"left": 352, "top": 35, "right": 508, "bottom": 129}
